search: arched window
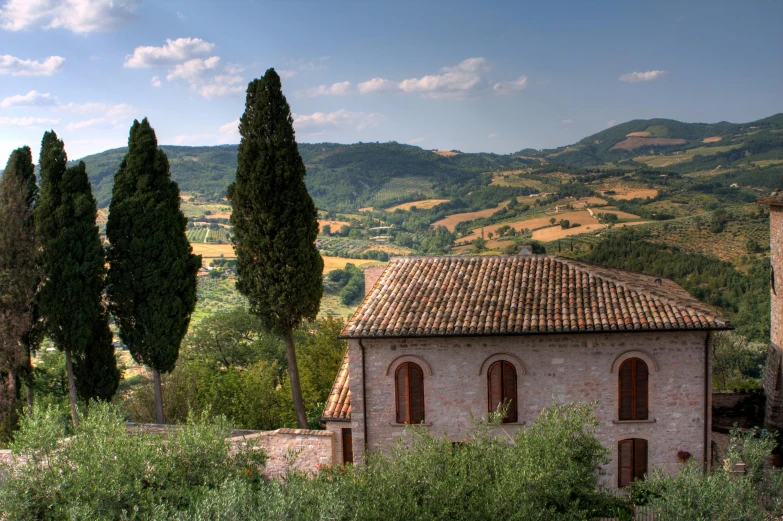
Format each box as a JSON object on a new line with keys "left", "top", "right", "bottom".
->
{"left": 395, "top": 362, "right": 424, "bottom": 424}
{"left": 619, "top": 358, "right": 648, "bottom": 420}
{"left": 618, "top": 438, "right": 648, "bottom": 487}
{"left": 487, "top": 360, "right": 517, "bottom": 423}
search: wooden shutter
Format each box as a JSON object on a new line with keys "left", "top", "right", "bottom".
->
{"left": 619, "top": 360, "right": 634, "bottom": 420}
{"left": 408, "top": 363, "right": 425, "bottom": 424}
{"left": 502, "top": 362, "right": 518, "bottom": 423}
{"left": 342, "top": 429, "right": 353, "bottom": 465}
{"left": 618, "top": 439, "right": 633, "bottom": 488}
{"left": 634, "top": 360, "right": 649, "bottom": 420}
{"left": 633, "top": 438, "right": 648, "bottom": 481}
{"left": 488, "top": 362, "right": 503, "bottom": 414}
{"left": 396, "top": 363, "right": 409, "bottom": 423}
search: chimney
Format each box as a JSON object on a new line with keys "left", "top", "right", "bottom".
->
{"left": 758, "top": 189, "right": 783, "bottom": 431}
{"left": 363, "top": 264, "right": 387, "bottom": 297}
{"left": 518, "top": 244, "right": 533, "bottom": 256}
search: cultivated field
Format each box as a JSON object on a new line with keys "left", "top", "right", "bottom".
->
{"left": 385, "top": 199, "right": 450, "bottom": 211}
{"left": 460, "top": 210, "right": 607, "bottom": 241}
{"left": 360, "top": 244, "right": 413, "bottom": 255}
{"left": 319, "top": 219, "right": 351, "bottom": 232}
{"left": 703, "top": 136, "right": 723, "bottom": 143}
{"left": 490, "top": 172, "right": 549, "bottom": 190}
{"left": 609, "top": 137, "right": 687, "bottom": 151}
{"left": 322, "top": 256, "right": 378, "bottom": 272}
{"left": 433, "top": 150, "right": 460, "bottom": 157}
{"left": 371, "top": 177, "right": 436, "bottom": 204}
{"left": 191, "top": 243, "right": 235, "bottom": 259}
{"left": 431, "top": 202, "right": 510, "bottom": 231}
{"left": 634, "top": 144, "right": 742, "bottom": 168}
{"left": 626, "top": 131, "right": 651, "bottom": 137}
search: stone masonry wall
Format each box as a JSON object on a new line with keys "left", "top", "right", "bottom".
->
{"left": 237, "top": 428, "right": 334, "bottom": 478}
{"left": 764, "top": 206, "right": 783, "bottom": 431}
{"left": 349, "top": 331, "right": 711, "bottom": 488}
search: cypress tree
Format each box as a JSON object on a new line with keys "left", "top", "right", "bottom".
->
{"left": 227, "top": 69, "right": 323, "bottom": 428}
{"left": 106, "top": 118, "right": 200, "bottom": 424}
{"left": 0, "top": 146, "right": 39, "bottom": 421}
{"left": 35, "top": 134, "right": 115, "bottom": 425}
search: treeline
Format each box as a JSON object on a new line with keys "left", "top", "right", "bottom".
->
{"left": 582, "top": 229, "right": 770, "bottom": 341}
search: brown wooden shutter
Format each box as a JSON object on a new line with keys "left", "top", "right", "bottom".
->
{"left": 502, "top": 362, "right": 517, "bottom": 423}
{"left": 618, "top": 439, "right": 633, "bottom": 488}
{"left": 342, "top": 429, "right": 353, "bottom": 465}
{"left": 619, "top": 360, "right": 634, "bottom": 420}
{"left": 396, "top": 363, "right": 409, "bottom": 423}
{"left": 488, "top": 362, "right": 503, "bottom": 415}
{"left": 408, "top": 363, "right": 425, "bottom": 424}
{"left": 634, "top": 360, "right": 649, "bottom": 420}
{"left": 633, "top": 438, "right": 648, "bottom": 481}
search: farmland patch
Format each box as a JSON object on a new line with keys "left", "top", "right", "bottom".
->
{"left": 626, "top": 131, "right": 651, "bottom": 137}
{"left": 433, "top": 150, "right": 460, "bottom": 157}
{"left": 703, "top": 136, "right": 723, "bottom": 143}
{"left": 431, "top": 201, "right": 510, "bottom": 231}
{"left": 385, "top": 199, "right": 450, "bottom": 211}
{"left": 610, "top": 137, "right": 687, "bottom": 151}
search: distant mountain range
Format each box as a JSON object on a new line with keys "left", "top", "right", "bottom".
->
{"left": 68, "top": 113, "right": 783, "bottom": 208}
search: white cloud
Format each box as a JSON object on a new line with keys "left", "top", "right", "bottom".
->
{"left": 493, "top": 75, "right": 528, "bottom": 95}
{"left": 0, "top": 90, "right": 58, "bottom": 108}
{"left": 357, "top": 77, "right": 395, "bottom": 94}
{"left": 124, "top": 37, "right": 215, "bottom": 68}
{"left": 176, "top": 11, "right": 185, "bottom": 21}
{"left": 606, "top": 119, "right": 617, "bottom": 127}
{"left": 293, "top": 109, "right": 383, "bottom": 131}
{"left": 304, "top": 81, "right": 352, "bottom": 97}
{"left": 66, "top": 117, "right": 107, "bottom": 130}
{"left": 560, "top": 119, "right": 574, "bottom": 125}
{"left": 151, "top": 75, "right": 161, "bottom": 87}
{"left": 488, "top": 132, "right": 498, "bottom": 138}
{"left": 0, "top": 0, "right": 139, "bottom": 33}
{"left": 278, "top": 69, "right": 298, "bottom": 79}
{"left": 218, "top": 119, "right": 239, "bottom": 143}
{"left": 0, "top": 54, "right": 64, "bottom": 76}
{"left": 618, "top": 70, "right": 669, "bottom": 83}
{"left": 407, "top": 137, "right": 425, "bottom": 144}
{"left": 224, "top": 63, "right": 244, "bottom": 74}
{"left": 197, "top": 75, "right": 244, "bottom": 99}
{"left": 166, "top": 56, "right": 221, "bottom": 82}
{"left": 0, "top": 116, "right": 60, "bottom": 127}
{"left": 399, "top": 57, "right": 486, "bottom": 98}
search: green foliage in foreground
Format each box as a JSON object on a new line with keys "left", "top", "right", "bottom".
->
{"left": 0, "top": 403, "right": 266, "bottom": 521}
{"left": 326, "top": 263, "right": 365, "bottom": 305}
{"left": 632, "top": 428, "right": 783, "bottom": 520}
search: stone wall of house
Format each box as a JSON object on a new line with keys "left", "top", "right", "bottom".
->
{"left": 764, "top": 205, "right": 783, "bottom": 432}
{"left": 236, "top": 428, "right": 334, "bottom": 478}
{"left": 349, "top": 330, "right": 711, "bottom": 488}
{"left": 324, "top": 420, "right": 352, "bottom": 465}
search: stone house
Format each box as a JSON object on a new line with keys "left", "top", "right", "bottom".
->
{"left": 322, "top": 255, "right": 730, "bottom": 488}
{"left": 759, "top": 189, "right": 783, "bottom": 432}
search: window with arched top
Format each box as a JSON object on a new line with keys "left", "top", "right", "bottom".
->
{"left": 395, "top": 362, "right": 424, "bottom": 424}
{"left": 487, "top": 360, "right": 517, "bottom": 423}
{"left": 619, "top": 358, "right": 648, "bottom": 420}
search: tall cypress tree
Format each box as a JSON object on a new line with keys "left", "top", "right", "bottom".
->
{"left": 0, "top": 146, "right": 39, "bottom": 421}
{"left": 106, "top": 118, "right": 200, "bottom": 424}
{"left": 35, "top": 134, "right": 115, "bottom": 425}
{"left": 227, "top": 69, "right": 323, "bottom": 428}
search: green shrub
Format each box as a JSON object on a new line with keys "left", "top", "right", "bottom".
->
{"left": 0, "top": 403, "right": 267, "bottom": 521}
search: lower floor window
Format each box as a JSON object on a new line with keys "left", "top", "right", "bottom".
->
{"left": 618, "top": 438, "right": 647, "bottom": 487}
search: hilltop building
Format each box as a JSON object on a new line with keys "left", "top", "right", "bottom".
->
{"left": 759, "top": 189, "right": 783, "bottom": 432}
{"left": 323, "top": 254, "right": 730, "bottom": 488}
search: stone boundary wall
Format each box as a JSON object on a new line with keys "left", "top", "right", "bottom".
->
{"left": 0, "top": 427, "right": 334, "bottom": 480}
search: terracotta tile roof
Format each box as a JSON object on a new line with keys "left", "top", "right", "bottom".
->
{"left": 321, "top": 350, "right": 350, "bottom": 421}
{"left": 341, "top": 255, "right": 730, "bottom": 338}
{"left": 758, "top": 188, "right": 783, "bottom": 207}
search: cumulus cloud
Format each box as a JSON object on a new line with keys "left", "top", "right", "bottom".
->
{"left": 618, "top": 70, "right": 669, "bottom": 83}
{"left": 293, "top": 109, "right": 383, "bottom": 131}
{"left": 304, "top": 81, "right": 353, "bottom": 97}
{"left": 66, "top": 117, "right": 108, "bottom": 130}
{"left": 217, "top": 119, "right": 240, "bottom": 143}
{"left": 493, "top": 75, "right": 528, "bottom": 95}
{"left": 0, "top": 54, "right": 65, "bottom": 76}
{"left": 1, "top": 90, "right": 58, "bottom": 108}
{"left": 0, "top": 116, "right": 60, "bottom": 127}
{"left": 407, "top": 137, "right": 426, "bottom": 144}
{"left": 357, "top": 77, "right": 395, "bottom": 94}
{"left": 166, "top": 56, "right": 221, "bottom": 82}
{"left": 278, "top": 69, "right": 298, "bottom": 79}
{"left": 399, "top": 57, "right": 486, "bottom": 98}
{"left": 0, "top": 0, "right": 139, "bottom": 33}
{"left": 606, "top": 119, "right": 617, "bottom": 127}
{"left": 560, "top": 119, "right": 574, "bottom": 125}
{"left": 124, "top": 37, "right": 215, "bottom": 68}
{"left": 488, "top": 132, "right": 498, "bottom": 138}
{"left": 197, "top": 75, "right": 245, "bottom": 99}
{"left": 151, "top": 75, "right": 161, "bottom": 87}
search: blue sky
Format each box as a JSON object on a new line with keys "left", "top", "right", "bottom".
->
{"left": 1, "top": 0, "right": 781, "bottom": 163}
